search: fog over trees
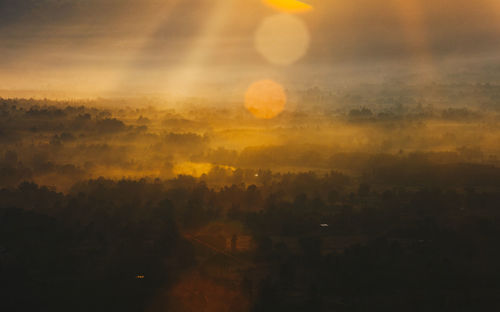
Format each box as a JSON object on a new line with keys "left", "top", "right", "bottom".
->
{"left": 2, "top": 85, "right": 500, "bottom": 311}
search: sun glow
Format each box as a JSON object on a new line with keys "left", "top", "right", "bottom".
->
{"left": 262, "top": 0, "right": 313, "bottom": 13}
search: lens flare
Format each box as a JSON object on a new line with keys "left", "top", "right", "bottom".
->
{"left": 255, "top": 14, "right": 310, "bottom": 66}
{"left": 244, "top": 80, "right": 286, "bottom": 119}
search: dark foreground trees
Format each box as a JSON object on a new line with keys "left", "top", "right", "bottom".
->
{"left": 1, "top": 173, "right": 500, "bottom": 311}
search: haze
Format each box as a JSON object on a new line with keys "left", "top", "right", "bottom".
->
{"left": 2, "top": 1, "right": 500, "bottom": 312}
{"left": 1, "top": 0, "right": 500, "bottom": 97}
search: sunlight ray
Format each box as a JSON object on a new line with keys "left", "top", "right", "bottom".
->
{"left": 108, "top": 0, "right": 182, "bottom": 96}
{"left": 392, "top": 0, "right": 438, "bottom": 82}
{"left": 164, "top": 0, "right": 234, "bottom": 97}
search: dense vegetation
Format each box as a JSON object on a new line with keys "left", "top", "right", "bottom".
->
{"left": 1, "top": 98, "right": 500, "bottom": 311}
{"left": 2, "top": 169, "right": 500, "bottom": 311}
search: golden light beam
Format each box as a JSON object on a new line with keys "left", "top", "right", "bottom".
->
{"left": 165, "top": 0, "right": 233, "bottom": 97}
{"left": 393, "top": 0, "right": 438, "bottom": 82}
{"left": 486, "top": 0, "right": 500, "bottom": 31}
{"left": 109, "top": 0, "right": 181, "bottom": 96}
{"left": 112, "top": 0, "right": 233, "bottom": 97}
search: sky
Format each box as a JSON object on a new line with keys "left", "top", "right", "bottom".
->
{"left": 1, "top": 0, "right": 500, "bottom": 98}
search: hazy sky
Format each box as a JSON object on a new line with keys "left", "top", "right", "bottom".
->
{"left": 1, "top": 0, "right": 500, "bottom": 97}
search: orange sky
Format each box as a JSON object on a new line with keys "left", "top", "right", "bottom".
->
{"left": 1, "top": 0, "right": 500, "bottom": 98}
